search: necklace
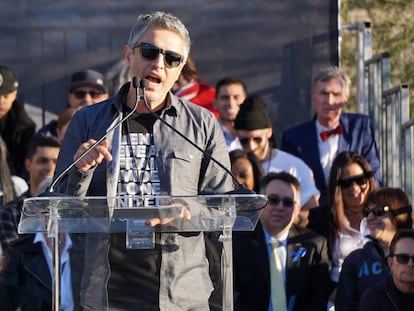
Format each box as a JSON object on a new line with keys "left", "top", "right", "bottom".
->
{"left": 264, "top": 147, "right": 276, "bottom": 174}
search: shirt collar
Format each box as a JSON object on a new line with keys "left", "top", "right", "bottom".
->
{"left": 316, "top": 119, "right": 340, "bottom": 133}
{"left": 263, "top": 227, "right": 289, "bottom": 246}
{"left": 34, "top": 232, "right": 73, "bottom": 261}
{"left": 115, "top": 82, "right": 180, "bottom": 117}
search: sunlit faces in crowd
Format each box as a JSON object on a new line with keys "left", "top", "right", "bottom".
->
{"left": 363, "top": 188, "right": 413, "bottom": 243}
{"left": 311, "top": 76, "right": 349, "bottom": 129}
{"left": 230, "top": 149, "right": 264, "bottom": 193}
{"left": 232, "top": 156, "right": 254, "bottom": 190}
{"left": 327, "top": 151, "right": 378, "bottom": 236}
{"left": 336, "top": 163, "right": 373, "bottom": 211}
{"left": 388, "top": 232, "right": 414, "bottom": 292}
{"left": 364, "top": 203, "right": 398, "bottom": 242}
{"left": 25, "top": 145, "right": 60, "bottom": 189}
{"left": 125, "top": 27, "right": 186, "bottom": 110}
{"left": 214, "top": 83, "right": 247, "bottom": 123}
{"left": 260, "top": 173, "right": 301, "bottom": 237}
{"left": 68, "top": 87, "right": 108, "bottom": 108}
{"left": 237, "top": 128, "right": 272, "bottom": 161}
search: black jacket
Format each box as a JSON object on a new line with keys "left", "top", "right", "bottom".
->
{"left": 0, "top": 234, "right": 84, "bottom": 311}
{"left": 359, "top": 274, "right": 414, "bottom": 311}
{"left": 233, "top": 223, "right": 331, "bottom": 311}
{"left": 335, "top": 240, "right": 389, "bottom": 311}
{"left": 0, "top": 100, "right": 36, "bottom": 177}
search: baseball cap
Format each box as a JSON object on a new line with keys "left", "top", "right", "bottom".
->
{"left": 0, "top": 65, "right": 19, "bottom": 95}
{"left": 234, "top": 94, "right": 272, "bottom": 130}
{"left": 69, "top": 69, "right": 107, "bottom": 93}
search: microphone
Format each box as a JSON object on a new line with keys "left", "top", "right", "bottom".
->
{"left": 136, "top": 78, "right": 255, "bottom": 195}
{"left": 48, "top": 78, "right": 144, "bottom": 193}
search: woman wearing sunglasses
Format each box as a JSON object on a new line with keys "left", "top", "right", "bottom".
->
{"left": 335, "top": 187, "right": 413, "bottom": 310}
{"left": 312, "top": 151, "right": 379, "bottom": 308}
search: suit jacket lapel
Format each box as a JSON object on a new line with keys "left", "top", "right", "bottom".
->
{"left": 24, "top": 244, "right": 52, "bottom": 291}
{"left": 305, "top": 120, "right": 326, "bottom": 190}
{"left": 253, "top": 223, "right": 272, "bottom": 293}
{"left": 338, "top": 114, "right": 351, "bottom": 151}
{"left": 285, "top": 226, "right": 304, "bottom": 305}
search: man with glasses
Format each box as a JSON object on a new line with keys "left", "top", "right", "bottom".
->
{"left": 233, "top": 172, "right": 330, "bottom": 311}
{"left": 67, "top": 69, "right": 109, "bottom": 108}
{"left": 359, "top": 228, "right": 414, "bottom": 310}
{"left": 53, "top": 11, "right": 232, "bottom": 311}
{"left": 36, "top": 69, "right": 109, "bottom": 138}
{"left": 234, "top": 94, "right": 319, "bottom": 223}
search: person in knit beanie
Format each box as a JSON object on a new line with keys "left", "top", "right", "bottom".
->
{"left": 234, "top": 94, "right": 320, "bottom": 224}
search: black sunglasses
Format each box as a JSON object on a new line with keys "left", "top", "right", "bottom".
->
{"left": 72, "top": 90, "right": 104, "bottom": 100}
{"left": 337, "top": 172, "right": 373, "bottom": 189}
{"left": 391, "top": 253, "right": 414, "bottom": 265}
{"left": 239, "top": 137, "right": 264, "bottom": 146}
{"left": 267, "top": 194, "right": 295, "bottom": 208}
{"left": 363, "top": 205, "right": 412, "bottom": 218}
{"left": 135, "top": 42, "right": 184, "bottom": 68}
{"left": 362, "top": 205, "right": 391, "bottom": 218}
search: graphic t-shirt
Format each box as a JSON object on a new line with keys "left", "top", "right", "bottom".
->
{"left": 108, "top": 109, "right": 163, "bottom": 307}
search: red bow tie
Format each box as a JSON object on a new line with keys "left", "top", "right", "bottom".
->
{"left": 320, "top": 124, "right": 343, "bottom": 141}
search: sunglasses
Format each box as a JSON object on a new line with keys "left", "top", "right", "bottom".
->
{"left": 337, "top": 172, "right": 373, "bottom": 189}
{"left": 267, "top": 194, "right": 295, "bottom": 208}
{"left": 363, "top": 205, "right": 412, "bottom": 218}
{"left": 239, "top": 137, "right": 264, "bottom": 146}
{"left": 135, "top": 42, "right": 184, "bottom": 68}
{"left": 391, "top": 253, "right": 414, "bottom": 265}
{"left": 362, "top": 205, "right": 390, "bottom": 218}
{"left": 72, "top": 90, "right": 104, "bottom": 100}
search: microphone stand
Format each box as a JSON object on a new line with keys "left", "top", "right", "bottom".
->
{"left": 47, "top": 78, "right": 142, "bottom": 311}
{"left": 137, "top": 79, "right": 254, "bottom": 195}
{"left": 49, "top": 79, "right": 143, "bottom": 193}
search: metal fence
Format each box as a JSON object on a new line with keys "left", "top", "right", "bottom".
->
{"left": 360, "top": 33, "right": 413, "bottom": 199}
{"left": 348, "top": 22, "right": 414, "bottom": 199}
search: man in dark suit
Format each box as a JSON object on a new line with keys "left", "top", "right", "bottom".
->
{"left": 280, "top": 66, "right": 381, "bottom": 207}
{"left": 233, "top": 172, "right": 330, "bottom": 311}
{"left": 0, "top": 233, "right": 84, "bottom": 310}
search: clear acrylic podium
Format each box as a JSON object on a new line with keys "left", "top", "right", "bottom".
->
{"left": 18, "top": 193, "right": 266, "bottom": 311}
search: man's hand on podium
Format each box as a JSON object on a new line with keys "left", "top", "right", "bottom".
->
{"left": 144, "top": 206, "right": 191, "bottom": 227}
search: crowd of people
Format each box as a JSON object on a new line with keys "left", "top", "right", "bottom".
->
{"left": 0, "top": 10, "right": 413, "bottom": 311}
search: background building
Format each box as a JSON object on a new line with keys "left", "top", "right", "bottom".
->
{"left": 0, "top": 0, "right": 338, "bottom": 143}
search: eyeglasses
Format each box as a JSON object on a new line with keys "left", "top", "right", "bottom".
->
{"left": 337, "top": 172, "right": 372, "bottom": 189}
{"left": 362, "top": 205, "right": 391, "bottom": 217}
{"left": 134, "top": 42, "right": 184, "bottom": 68}
{"left": 391, "top": 253, "right": 414, "bottom": 265}
{"left": 363, "top": 205, "right": 412, "bottom": 218}
{"left": 239, "top": 137, "right": 264, "bottom": 146}
{"left": 267, "top": 194, "right": 295, "bottom": 208}
{"left": 72, "top": 90, "right": 104, "bottom": 100}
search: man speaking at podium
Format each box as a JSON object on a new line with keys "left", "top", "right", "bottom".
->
{"left": 54, "top": 11, "right": 233, "bottom": 311}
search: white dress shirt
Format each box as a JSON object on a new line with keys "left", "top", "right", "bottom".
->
{"left": 34, "top": 232, "right": 74, "bottom": 311}
{"left": 316, "top": 120, "right": 341, "bottom": 183}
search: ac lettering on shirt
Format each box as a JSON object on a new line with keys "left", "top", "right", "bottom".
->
{"left": 358, "top": 260, "right": 383, "bottom": 277}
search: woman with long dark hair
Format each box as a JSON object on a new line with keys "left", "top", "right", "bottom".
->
{"left": 0, "top": 136, "right": 27, "bottom": 207}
